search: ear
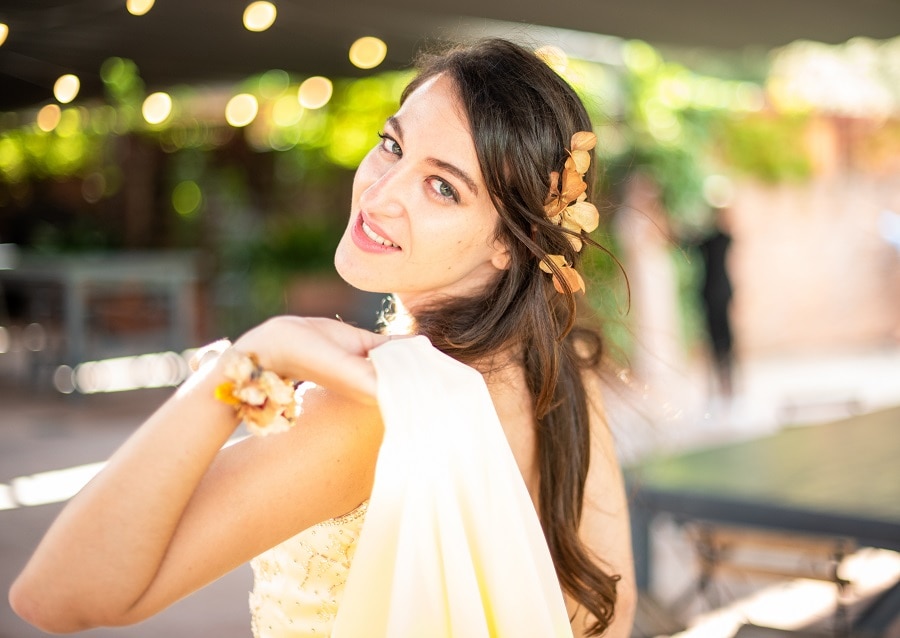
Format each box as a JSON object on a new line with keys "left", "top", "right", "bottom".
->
{"left": 490, "top": 238, "right": 511, "bottom": 271}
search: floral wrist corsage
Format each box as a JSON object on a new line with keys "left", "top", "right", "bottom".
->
{"left": 214, "top": 348, "right": 299, "bottom": 436}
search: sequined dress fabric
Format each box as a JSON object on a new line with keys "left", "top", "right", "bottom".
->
{"left": 249, "top": 501, "right": 368, "bottom": 637}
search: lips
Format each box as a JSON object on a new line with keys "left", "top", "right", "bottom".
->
{"left": 361, "top": 218, "right": 399, "bottom": 247}
{"left": 351, "top": 213, "right": 401, "bottom": 253}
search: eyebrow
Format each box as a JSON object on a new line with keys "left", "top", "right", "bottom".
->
{"left": 387, "top": 115, "right": 480, "bottom": 197}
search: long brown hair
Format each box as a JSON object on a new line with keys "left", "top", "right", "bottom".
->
{"left": 394, "top": 39, "right": 619, "bottom": 634}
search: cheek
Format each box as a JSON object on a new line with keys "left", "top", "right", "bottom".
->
{"left": 352, "top": 151, "right": 382, "bottom": 200}
{"left": 426, "top": 222, "right": 498, "bottom": 266}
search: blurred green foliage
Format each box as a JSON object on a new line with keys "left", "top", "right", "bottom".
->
{"left": 0, "top": 43, "right": 818, "bottom": 349}
{"left": 714, "top": 113, "right": 813, "bottom": 181}
{"left": 581, "top": 229, "right": 634, "bottom": 361}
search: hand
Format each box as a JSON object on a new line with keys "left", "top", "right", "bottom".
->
{"left": 232, "top": 316, "right": 392, "bottom": 405}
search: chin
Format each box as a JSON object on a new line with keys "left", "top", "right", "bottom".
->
{"left": 333, "top": 242, "right": 388, "bottom": 294}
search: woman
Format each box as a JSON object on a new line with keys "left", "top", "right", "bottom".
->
{"left": 9, "top": 39, "right": 635, "bottom": 637}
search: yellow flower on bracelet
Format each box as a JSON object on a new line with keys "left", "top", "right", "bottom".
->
{"left": 216, "top": 348, "right": 299, "bottom": 436}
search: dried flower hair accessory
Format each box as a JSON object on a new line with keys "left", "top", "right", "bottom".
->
{"left": 214, "top": 348, "right": 299, "bottom": 436}
{"left": 541, "top": 131, "right": 600, "bottom": 294}
{"left": 540, "top": 254, "right": 586, "bottom": 294}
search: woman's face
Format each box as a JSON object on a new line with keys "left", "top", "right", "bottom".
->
{"left": 334, "top": 74, "right": 508, "bottom": 310}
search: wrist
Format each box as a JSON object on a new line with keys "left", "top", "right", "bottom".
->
{"left": 210, "top": 346, "right": 300, "bottom": 437}
{"left": 231, "top": 316, "right": 294, "bottom": 375}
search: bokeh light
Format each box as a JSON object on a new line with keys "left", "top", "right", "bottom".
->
{"left": 172, "top": 180, "right": 202, "bottom": 215}
{"left": 257, "top": 69, "right": 290, "bottom": 98}
{"left": 768, "top": 38, "right": 896, "bottom": 116}
{"left": 703, "top": 175, "right": 735, "bottom": 208}
{"left": 10, "top": 462, "right": 105, "bottom": 507}
{"left": 36, "top": 104, "right": 62, "bottom": 132}
{"left": 622, "top": 40, "right": 661, "bottom": 75}
{"left": 225, "top": 93, "right": 259, "bottom": 127}
{"left": 535, "top": 45, "right": 569, "bottom": 74}
{"left": 53, "top": 74, "right": 81, "bottom": 104}
{"left": 55, "top": 108, "right": 82, "bottom": 137}
{"left": 0, "top": 137, "right": 26, "bottom": 183}
{"left": 272, "top": 94, "right": 303, "bottom": 127}
{"left": 126, "top": 0, "right": 155, "bottom": 16}
{"left": 142, "top": 92, "right": 173, "bottom": 124}
{"left": 82, "top": 172, "right": 107, "bottom": 203}
{"left": 23, "top": 323, "right": 46, "bottom": 352}
{"left": 243, "top": 1, "right": 277, "bottom": 32}
{"left": 74, "top": 351, "right": 189, "bottom": 393}
{"left": 0, "top": 23, "right": 8, "bottom": 47}
{"left": 349, "top": 37, "right": 388, "bottom": 70}
{"left": 298, "top": 76, "right": 333, "bottom": 109}
{"left": 53, "top": 365, "right": 76, "bottom": 394}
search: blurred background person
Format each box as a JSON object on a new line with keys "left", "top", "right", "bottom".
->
{"left": 697, "top": 205, "right": 735, "bottom": 399}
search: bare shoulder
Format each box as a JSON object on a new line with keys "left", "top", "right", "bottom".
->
{"left": 483, "top": 363, "right": 539, "bottom": 500}
{"left": 211, "top": 381, "right": 384, "bottom": 537}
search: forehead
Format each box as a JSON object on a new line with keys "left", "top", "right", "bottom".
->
{"left": 390, "top": 75, "right": 484, "bottom": 185}
{"left": 395, "top": 76, "right": 478, "bottom": 157}
{"left": 400, "top": 73, "right": 464, "bottom": 122}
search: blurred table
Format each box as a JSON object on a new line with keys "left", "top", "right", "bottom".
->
{"left": 627, "top": 406, "right": 900, "bottom": 636}
{"left": 0, "top": 251, "right": 198, "bottom": 365}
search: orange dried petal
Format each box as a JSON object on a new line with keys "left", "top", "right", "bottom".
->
{"left": 539, "top": 254, "right": 568, "bottom": 274}
{"left": 570, "top": 131, "right": 597, "bottom": 152}
{"left": 565, "top": 201, "right": 600, "bottom": 233}
{"left": 566, "top": 233, "right": 584, "bottom": 252}
{"left": 544, "top": 196, "right": 567, "bottom": 219}
{"left": 553, "top": 265, "right": 586, "bottom": 294}
{"left": 547, "top": 171, "right": 561, "bottom": 197}
{"left": 559, "top": 168, "right": 587, "bottom": 202}
{"left": 566, "top": 149, "right": 591, "bottom": 175}
{"left": 551, "top": 274, "right": 565, "bottom": 294}
{"left": 570, "top": 268, "right": 586, "bottom": 293}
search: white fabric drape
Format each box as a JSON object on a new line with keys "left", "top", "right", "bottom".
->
{"left": 332, "top": 336, "right": 573, "bottom": 637}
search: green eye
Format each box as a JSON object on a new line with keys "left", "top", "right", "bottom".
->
{"left": 377, "top": 132, "right": 401, "bottom": 156}
{"left": 431, "top": 179, "right": 459, "bottom": 202}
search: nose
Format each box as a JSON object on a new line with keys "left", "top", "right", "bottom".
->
{"left": 358, "top": 161, "right": 407, "bottom": 219}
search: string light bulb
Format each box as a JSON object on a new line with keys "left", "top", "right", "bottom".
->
{"left": 142, "top": 92, "right": 173, "bottom": 124}
{"left": 53, "top": 74, "right": 81, "bottom": 104}
{"left": 225, "top": 93, "right": 259, "bottom": 127}
{"left": 298, "top": 76, "right": 333, "bottom": 109}
{"left": 126, "top": 0, "right": 155, "bottom": 16}
{"left": 0, "top": 23, "right": 9, "bottom": 47}
{"left": 349, "top": 37, "right": 387, "bottom": 69}
{"left": 36, "top": 104, "right": 62, "bottom": 132}
{"left": 243, "top": 1, "right": 277, "bottom": 32}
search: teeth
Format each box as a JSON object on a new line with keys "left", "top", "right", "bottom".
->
{"left": 361, "top": 220, "right": 398, "bottom": 247}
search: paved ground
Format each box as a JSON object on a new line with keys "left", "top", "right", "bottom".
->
{"left": 0, "top": 386, "right": 252, "bottom": 638}
{"left": 2, "top": 345, "right": 899, "bottom": 637}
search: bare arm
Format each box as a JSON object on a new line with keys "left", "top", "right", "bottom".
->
{"left": 9, "top": 316, "right": 389, "bottom": 633}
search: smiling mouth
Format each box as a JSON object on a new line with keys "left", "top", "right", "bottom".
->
{"left": 361, "top": 219, "right": 399, "bottom": 248}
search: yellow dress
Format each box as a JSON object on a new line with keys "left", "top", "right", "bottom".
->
{"left": 250, "top": 337, "right": 573, "bottom": 638}
{"left": 249, "top": 501, "right": 367, "bottom": 638}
